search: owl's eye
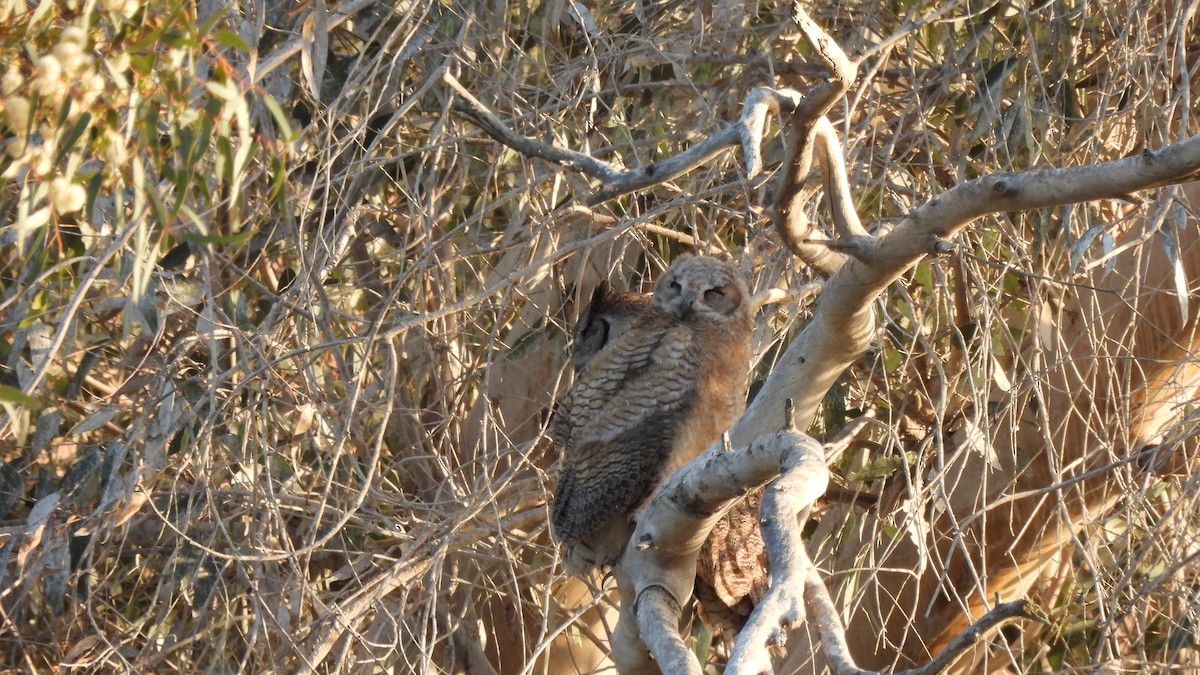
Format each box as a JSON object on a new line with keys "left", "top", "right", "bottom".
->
{"left": 703, "top": 288, "right": 726, "bottom": 305}
{"left": 669, "top": 280, "right": 682, "bottom": 292}
{"left": 582, "top": 317, "right": 610, "bottom": 343}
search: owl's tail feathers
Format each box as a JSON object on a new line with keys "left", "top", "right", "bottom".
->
{"left": 560, "top": 517, "right": 635, "bottom": 579}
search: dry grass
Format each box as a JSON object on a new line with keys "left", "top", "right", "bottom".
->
{"left": 0, "top": 0, "right": 1197, "bottom": 672}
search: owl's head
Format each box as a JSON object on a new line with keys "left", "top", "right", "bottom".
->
{"left": 651, "top": 255, "right": 749, "bottom": 321}
{"left": 572, "top": 282, "right": 651, "bottom": 373}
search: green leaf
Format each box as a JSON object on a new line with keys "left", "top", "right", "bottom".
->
{"left": 143, "top": 181, "right": 172, "bottom": 228}
{"left": 213, "top": 29, "right": 251, "bottom": 53}
{"left": 0, "top": 384, "right": 40, "bottom": 408}
{"left": 260, "top": 94, "right": 296, "bottom": 142}
{"left": 199, "top": 6, "right": 230, "bottom": 35}
{"left": 55, "top": 112, "right": 93, "bottom": 165}
{"left": 850, "top": 452, "right": 911, "bottom": 482}
{"left": 184, "top": 231, "right": 253, "bottom": 246}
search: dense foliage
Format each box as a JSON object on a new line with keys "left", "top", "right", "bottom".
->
{"left": 0, "top": 0, "right": 1196, "bottom": 671}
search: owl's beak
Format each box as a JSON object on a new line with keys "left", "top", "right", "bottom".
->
{"left": 678, "top": 290, "right": 698, "bottom": 318}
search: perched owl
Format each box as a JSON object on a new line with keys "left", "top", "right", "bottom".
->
{"left": 551, "top": 255, "right": 754, "bottom": 575}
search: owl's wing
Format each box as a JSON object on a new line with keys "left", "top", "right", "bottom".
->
{"left": 551, "top": 324, "right": 699, "bottom": 544}
{"left": 566, "top": 323, "right": 698, "bottom": 452}
{"left": 551, "top": 410, "right": 684, "bottom": 545}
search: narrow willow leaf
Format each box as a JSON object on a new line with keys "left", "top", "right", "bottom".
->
{"left": 1163, "top": 202, "right": 1189, "bottom": 325}
{"left": 260, "top": 94, "right": 296, "bottom": 142}
{"left": 0, "top": 384, "right": 39, "bottom": 408}
{"left": 69, "top": 405, "right": 119, "bottom": 436}
{"left": 301, "top": 0, "right": 329, "bottom": 101}
{"left": 55, "top": 112, "right": 93, "bottom": 166}
{"left": 213, "top": 28, "right": 251, "bottom": 52}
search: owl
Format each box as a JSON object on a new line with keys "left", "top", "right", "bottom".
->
{"left": 551, "top": 255, "right": 754, "bottom": 575}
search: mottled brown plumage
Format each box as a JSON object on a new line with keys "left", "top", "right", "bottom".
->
{"left": 695, "top": 488, "right": 769, "bottom": 635}
{"left": 551, "top": 255, "right": 754, "bottom": 576}
{"left": 568, "top": 282, "right": 650, "bottom": 375}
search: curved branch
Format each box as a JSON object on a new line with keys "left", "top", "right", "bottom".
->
{"left": 738, "top": 134, "right": 1200, "bottom": 450}
{"left": 622, "top": 420, "right": 826, "bottom": 672}
{"left": 444, "top": 72, "right": 623, "bottom": 183}
{"left": 634, "top": 587, "right": 701, "bottom": 675}
{"left": 773, "top": 4, "right": 858, "bottom": 273}
{"left": 727, "top": 422, "right": 830, "bottom": 674}
{"left": 813, "top": 117, "right": 868, "bottom": 239}
{"left": 447, "top": 74, "right": 802, "bottom": 206}
{"left": 447, "top": 73, "right": 857, "bottom": 207}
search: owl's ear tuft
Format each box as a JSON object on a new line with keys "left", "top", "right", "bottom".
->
{"left": 590, "top": 281, "right": 612, "bottom": 305}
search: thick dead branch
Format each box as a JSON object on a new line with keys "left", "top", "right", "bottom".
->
{"left": 790, "top": 2, "right": 857, "bottom": 87}
{"left": 902, "top": 600, "right": 1048, "bottom": 675}
{"left": 801, "top": 567, "right": 874, "bottom": 675}
{"left": 444, "top": 72, "right": 623, "bottom": 183}
{"left": 448, "top": 73, "right": 802, "bottom": 205}
{"left": 448, "top": 20, "right": 859, "bottom": 208}
{"left": 445, "top": 4, "right": 860, "bottom": 214}
{"left": 806, "top": 561, "right": 1044, "bottom": 675}
{"left": 740, "top": 87, "right": 804, "bottom": 179}
{"left": 737, "top": 141, "right": 1200, "bottom": 670}
{"left": 775, "top": 118, "right": 862, "bottom": 275}
{"left": 772, "top": 3, "right": 860, "bottom": 274}
{"left": 633, "top": 587, "right": 700, "bottom": 675}
{"left": 739, "top": 135, "right": 1200, "bottom": 449}
{"left": 751, "top": 281, "right": 824, "bottom": 311}
{"left": 622, "top": 421, "right": 826, "bottom": 672}
{"left": 726, "top": 420, "right": 829, "bottom": 674}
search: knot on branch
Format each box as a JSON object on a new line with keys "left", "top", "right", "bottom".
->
{"left": 931, "top": 238, "right": 959, "bottom": 255}
{"left": 992, "top": 178, "right": 1018, "bottom": 197}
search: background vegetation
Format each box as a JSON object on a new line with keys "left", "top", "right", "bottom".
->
{"left": 0, "top": 0, "right": 1197, "bottom": 672}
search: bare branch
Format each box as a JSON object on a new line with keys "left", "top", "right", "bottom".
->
{"left": 634, "top": 587, "right": 702, "bottom": 675}
{"left": 823, "top": 410, "right": 877, "bottom": 465}
{"left": 898, "top": 600, "right": 1047, "bottom": 675}
{"left": 804, "top": 558, "right": 1045, "bottom": 675}
{"left": 774, "top": 117, "right": 857, "bottom": 273}
{"left": 586, "top": 126, "right": 746, "bottom": 205}
{"left": 443, "top": 72, "right": 623, "bottom": 183}
{"left": 740, "top": 87, "right": 805, "bottom": 179}
{"left": 802, "top": 566, "right": 875, "bottom": 675}
{"left": 446, "top": 74, "right": 794, "bottom": 205}
{"left": 738, "top": 134, "right": 1200, "bottom": 450}
{"left": 813, "top": 117, "right": 868, "bottom": 239}
{"left": 622, "top": 423, "right": 826, "bottom": 672}
{"left": 790, "top": 2, "right": 857, "bottom": 86}
{"left": 447, "top": 73, "right": 842, "bottom": 206}
{"left": 444, "top": 3, "right": 864, "bottom": 216}
{"left": 727, "top": 432, "right": 829, "bottom": 674}
{"left": 751, "top": 281, "right": 823, "bottom": 310}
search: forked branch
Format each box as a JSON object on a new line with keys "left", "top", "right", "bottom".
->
{"left": 445, "top": 6, "right": 859, "bottom": 209}
{"left": 627, "top": 408, "right": 1045, "bottom": 675}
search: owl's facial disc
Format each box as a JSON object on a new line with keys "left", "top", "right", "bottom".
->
{"left": 657, "top": 277, "right": 697, "bottom": 318}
